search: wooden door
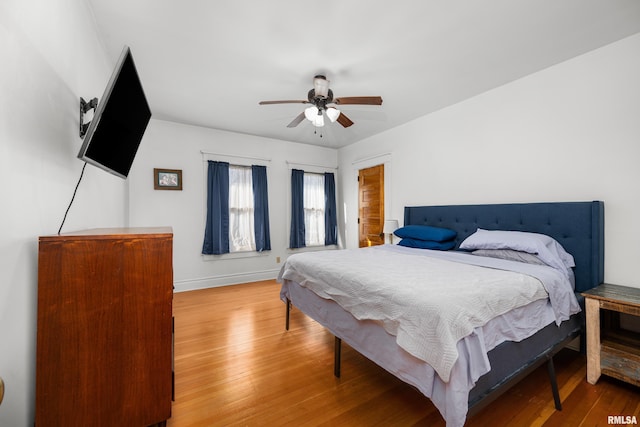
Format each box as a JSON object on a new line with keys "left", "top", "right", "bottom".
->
{"left": 358, "top": 164, "right": 384, "bottom": 247}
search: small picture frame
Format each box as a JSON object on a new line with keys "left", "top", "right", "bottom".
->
{"left": 154, "top": 168, "right": 182, "bottom": 190}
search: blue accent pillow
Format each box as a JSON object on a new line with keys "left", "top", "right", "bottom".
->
{"left": 398, "top": 238, "right": 456, "bottom": 250}
{"left": 394, "top": 225, "right": 457, "bottom": 242}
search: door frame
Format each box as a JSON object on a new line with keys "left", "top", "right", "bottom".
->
{"left": 358, "top": 164, "right": 385, "bottom": 247}
{"left": 351, "top": 153, "right": 392, "bottom": 248}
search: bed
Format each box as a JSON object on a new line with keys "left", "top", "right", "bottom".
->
{"left": 278, "top": 201, "right": 604, "bottom": 426}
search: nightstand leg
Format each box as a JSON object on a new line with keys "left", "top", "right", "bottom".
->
{"left": 585, "top": 298, "right": 601, "bottom": 384}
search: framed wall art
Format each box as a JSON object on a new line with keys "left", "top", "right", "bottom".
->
{"left": 154, "top": 168, "right": 182, "bottom": 190}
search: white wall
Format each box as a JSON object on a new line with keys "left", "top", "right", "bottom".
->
{"left": 128, "top": 119, "right": 338, "bottom": 291}
{"left": 339, "top": 33, "right": 640, "bottom": 288}
{"left": 0, "top": 0, "right": 133, "bottom": 425}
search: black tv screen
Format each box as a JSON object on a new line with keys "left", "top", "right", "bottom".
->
{"left": 77, "top": 46, "right": 151, "bottom": 179}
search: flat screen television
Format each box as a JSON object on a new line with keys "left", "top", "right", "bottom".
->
{"left": 77, "top": 46, "right": 151, "bottom": 179}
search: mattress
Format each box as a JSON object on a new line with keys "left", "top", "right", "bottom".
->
{"left": 280, "top": 245, "right": 579, "bottom": 378}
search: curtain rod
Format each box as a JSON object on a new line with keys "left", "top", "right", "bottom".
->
{"left": 200, "top": 150, "right": 271, "bottom": 163}
{"left": 286, "top": 160, "right": 338, "bottom": 170}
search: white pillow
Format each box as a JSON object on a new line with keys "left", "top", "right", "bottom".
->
{"left": 460, "top": 229, "right": 575, "bottom": 276}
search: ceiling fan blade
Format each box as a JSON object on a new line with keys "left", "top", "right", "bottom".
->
{"left": 259, "top": 100, "right": 309, "bottom": 105}
{"left": 336, "top": 112, "right": 354, "bottom": 128}
{"left": 287, "top": 112, "right": 306, "bottom": 128}
{"left": 335, "top": 96, "right": 383, "bottom": 106}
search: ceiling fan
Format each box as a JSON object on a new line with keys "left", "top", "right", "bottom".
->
{"left": 259, "top": 75, "right": 383, "bottom": 129}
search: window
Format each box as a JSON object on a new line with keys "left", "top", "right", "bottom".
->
{"left": 303, "top": 173, "right": 325, "bottom": 246}
{"left": 290, "top": 169, "right": 337, "bottom": 249}
{"left": 202, "top": 161, "right": 271, "bottom": 255}
{"left": 228, "top": 165, "right": 255, "bottom": 252}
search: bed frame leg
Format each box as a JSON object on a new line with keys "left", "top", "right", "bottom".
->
{"left": 334, "top": 337, "right": 342, "bottom": 378}
{"left": 546, "top": 355, "right": 562, "bottom": 411}
{"left": 285, "top": 298, "right": 291, "bottom": 331}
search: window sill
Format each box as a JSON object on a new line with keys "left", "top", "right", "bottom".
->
{"left": 202, "top": 250, "right": 271, "bottom": 261}
{"left": 286, "top": 245, "right": 338, "bottom": 254}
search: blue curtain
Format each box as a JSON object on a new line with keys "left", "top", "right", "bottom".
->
{"left": 289, "top": 169, "right": 306, "bottom": 248}
{"left": 324, "top": 172, "right": 338, "bottom": 245}
{"left": 202, "top": 161, "right": 230, "bottom": 255}
{"left": 252, "top": 165, "right": 271, "bottom": 252}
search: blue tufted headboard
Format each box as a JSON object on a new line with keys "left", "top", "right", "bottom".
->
{"left": 404, "top": 201, "right": 604, "bottom": 293}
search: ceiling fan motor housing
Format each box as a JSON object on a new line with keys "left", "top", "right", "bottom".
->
{"left": 308, "top": 89, "right": 334, "bottom": 107}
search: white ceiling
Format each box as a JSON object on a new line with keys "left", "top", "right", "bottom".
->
{"left": 87, "top": 0, "right": 640, "bottom": 149}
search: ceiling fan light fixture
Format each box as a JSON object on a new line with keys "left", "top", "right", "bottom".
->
{"left": 326, "top": 107, "right": 340, "bottom": 122}
{"left": 313, "top": 75, "right": 330, "bottom": 98}
{"left": 304, "top": 106, "right": 319, "bottom": 121}
{"left": 312, "top": 114, "right": 325, "bottom": 127}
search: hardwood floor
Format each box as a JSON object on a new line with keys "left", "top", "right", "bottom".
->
{"left": 168, "top": 280, "right": 640, "bottom": 426}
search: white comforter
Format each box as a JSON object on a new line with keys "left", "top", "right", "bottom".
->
{"left": 278, "top": 245, "right": 579, "bottom": 383}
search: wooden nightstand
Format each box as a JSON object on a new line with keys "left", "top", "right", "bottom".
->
{"left": 582, "top": 283, "right": 640, "bottom": 386}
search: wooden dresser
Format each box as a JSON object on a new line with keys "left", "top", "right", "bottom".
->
{"left": 36, "top": 228, "right": 173, "bottom": 427}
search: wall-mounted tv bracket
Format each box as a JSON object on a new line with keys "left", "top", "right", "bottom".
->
{"left": 79, "top": 97, "right": 98, "bottom": 138}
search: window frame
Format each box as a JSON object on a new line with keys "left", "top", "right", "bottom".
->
{"left": 228, "top": 164, "right": 256, "bottom": 253}
{"left": 286, "top": 163, "right": 339, "bottom": 252}
{"left": 201, "top": 153, "right": 271, "bottom": 260}
{"left": 302, "top": 172, "right": 326, "bottom": 247}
